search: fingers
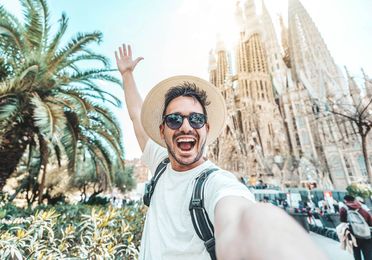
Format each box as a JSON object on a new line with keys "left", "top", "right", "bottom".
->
{"left": 114, "top": 51, "right": 119, "bottom": 63}
{"left": 119, "top": 45, "right": 124, "bottom": 59}
{"left": 134, "top": 57, "right": 144, "bottom": 67}
{"left": 128, "top": 45, "right": 132, "bottom": 57}
{"left": 123, "top": 44, "right": 127, "bottom": 56}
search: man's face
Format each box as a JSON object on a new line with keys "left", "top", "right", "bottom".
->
{"left": 160, "top": 96, "right": 209, "bottom": 171}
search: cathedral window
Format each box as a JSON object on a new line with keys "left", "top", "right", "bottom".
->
{"left": 357, "top": 155, "right": 368, "bottom": 176}
{"left": 344, "top": 156, "right": 353, "bottom": 177}
{"left": 296, "top": 116, "right": 305, "bottom": 128}
{"left": 301, "top": 132, "right": 310, "bottom": 145}
{"left": 295, "top": 133, "right": 301, "bottom": 147}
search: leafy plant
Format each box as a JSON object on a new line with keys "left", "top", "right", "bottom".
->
{"left": 0, "top": 203, "right": 146, "bottom": 259}
{"left": 346, "top": 183, "right": 372, "bottom": 199}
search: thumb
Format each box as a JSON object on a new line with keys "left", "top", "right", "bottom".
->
{"left": 134, "top": 57, "right": 144, "bottom": 67}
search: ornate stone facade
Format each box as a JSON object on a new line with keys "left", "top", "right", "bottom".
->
{"left": 208, "top": 0, "right": 372, "bottom": 189}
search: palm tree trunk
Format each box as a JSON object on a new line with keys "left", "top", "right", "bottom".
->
{"left": 0, "top": 126, "right": 32, "bottom": 190}
{"left": 38, "top": 164, "right": 47, "bottom": 204}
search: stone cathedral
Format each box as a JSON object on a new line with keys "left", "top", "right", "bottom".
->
{"left": 207, "top": 0, "right": 372, "bottom": 189}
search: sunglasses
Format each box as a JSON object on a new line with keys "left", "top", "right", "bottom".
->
{"left": 163, "top": 112, "right": 207, "bottom": 130}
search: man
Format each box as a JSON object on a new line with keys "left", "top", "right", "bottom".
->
{"left": 339, "top": 195, "right": 372, "bottom": 260}
{"left": 115, "top": 44, "right": 327, "bottom": 260}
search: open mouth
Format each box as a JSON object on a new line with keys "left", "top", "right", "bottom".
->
{"left": 176, "top": 137, "right": 196, "bottom": 152}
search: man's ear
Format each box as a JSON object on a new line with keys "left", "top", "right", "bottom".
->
{"left": 159, "top": 124, "right": 165, "bottom": 139}
{"left": 206, "top": 122, "right": 210, "bottom": 133}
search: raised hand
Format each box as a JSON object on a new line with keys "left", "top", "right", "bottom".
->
{"left": 115, "top": 44, "right": 143, "bottom": 76}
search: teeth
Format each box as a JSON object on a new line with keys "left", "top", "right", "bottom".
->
{"left": 177, "top": 138, "right": 195, "bottom": 143}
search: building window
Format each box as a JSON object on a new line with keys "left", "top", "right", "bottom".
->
{"left": 301, "top": 132, "right": 309, "bottom": 145}
{"left": 295, "top": 133, "right": 301, "bottom": 146}
{"left": 357, "top": 155, "right": 367, "bottom": 176}
{"left": 344, "top": 156, "right": 353, "bottom": 177}
{"left": 296, "top": 116, "right": 305, "bottom": 128}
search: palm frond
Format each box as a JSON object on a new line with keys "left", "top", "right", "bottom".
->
{"left": 0, "top": 6, "right": 26, "bottom": 54}
{"left": 30, "top": 93, "right": 66, "bottom": 142}
{"left": 19, "top": 0, "right": 44, "bottom": 50}
{"left": 45, "top": 12, "right": 68, "bottom": 61}
{"left": 0, "top": 80, "right": 16, "bottom": 95}
{"left": 38, "top": 0, "right": 51, "bottom": 49}
{"left": 53, "top": 90, "right": 91, "bottom": 125}
{"left": 59, "top": 53, "right": 110, "bottom": 71}
{"left": 0, "top": 95, "right": 23, "bottom": 138}
{"left": 69, "top": 69, "right": 121, "bottom": 84}
{"left": 92, "top": 130, "right": 124, "bottom": 171}
{"left": 81, "top": 130, "right": 115, "bottom": 175}
{"left": 83, "top": 142, "right": 111, "bottom": 189}
{"left": 0, "top": 95, "right": 20, "bottom": 120}
{"left": 48, "top": 32, "right": 102, "bottom": 74}
{"left": 57, "top": 81, "right": 121, "bottom": 107}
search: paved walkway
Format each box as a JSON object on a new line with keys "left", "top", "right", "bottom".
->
{"left": 310, "top": 232, "right": 353, "bottom": 260}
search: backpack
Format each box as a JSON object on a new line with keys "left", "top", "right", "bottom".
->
{"left": 346, "top": 208, "right": 371, "bottom": 239}
{"left": 143, "top": 158, "right": 218, "bottom": 260}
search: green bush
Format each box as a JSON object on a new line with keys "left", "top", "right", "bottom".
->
{"left": 346, "top": 183, "right": 372, "bottom": 199}
{"left": 0, "top": 202, "right": 146, "bottom": 259}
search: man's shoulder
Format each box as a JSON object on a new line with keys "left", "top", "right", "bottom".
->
{"left": 141, "top": 139, "right": 168, "bottom": 170}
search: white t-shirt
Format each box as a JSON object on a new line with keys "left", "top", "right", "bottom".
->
{"left": 139, "top": 140, "right": 255, "bottom": 260}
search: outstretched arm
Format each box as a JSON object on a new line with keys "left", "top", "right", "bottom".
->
{"left": 215, "top": 197, "right": 328, "bottom": 260}
{"left": 115, "top": 44, "right": 148, "bottom": 151}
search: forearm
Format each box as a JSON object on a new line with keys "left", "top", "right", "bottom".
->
{"left": 122, "top": 71, "right": 142, "bottom": 120}
{"left": 121, "top": 71, "right": 148, "bottom": 150}
{"left": 216, "top": 203, "right": 328, "bottom": 260}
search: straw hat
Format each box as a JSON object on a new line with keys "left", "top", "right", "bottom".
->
{"left": 141, "top": 75, "right": 227, "bottom": 147}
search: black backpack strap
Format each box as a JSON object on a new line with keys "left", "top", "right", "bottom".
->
{"left": 143, "top": 158, "right": 170, "bottom": 206}
{"left": 189, "top": 168, "right": 218, "bottom": 260}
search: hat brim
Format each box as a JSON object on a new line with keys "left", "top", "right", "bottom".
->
{"left": 141, "top": 75, "right": 227, "bottom": 148}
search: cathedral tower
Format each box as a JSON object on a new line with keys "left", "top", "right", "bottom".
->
{"left": 287, "top": 0, "right": 345, "bottom": 100}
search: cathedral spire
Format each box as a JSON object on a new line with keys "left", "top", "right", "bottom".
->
{"left": 215, "top": 34, "right": 226, "bottom": 52}
{"left": 345, "top": 66, "right": 361, "bottom": 106}
{"left": 288, "top": 0, "right": 345, "bottom": 99}
{"left": 208, "top": 49, "right": 217, "bottom": 72}
{"left": 260, "top": 0, "right": 287, "bottom": 95}
{"left": 362, "top": 68, "right": 372, "bottom": 97}
{"left": 215, "top": 35, "right": 229, "bottom": 88}
{"left": 234, "top": 1, "right": 245, "bottom": 33}
{"left": 279, "top": 15, "right": 290, "bottom": 68}
{"left": 208, "top": 49, "right": 217, "bottom": 86}
{"left": 243, "top": 0, "right": 260, "bottom": 39}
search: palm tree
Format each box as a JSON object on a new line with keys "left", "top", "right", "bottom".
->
{"left": 0, "top": 0, "right": 124, "bottom": 196}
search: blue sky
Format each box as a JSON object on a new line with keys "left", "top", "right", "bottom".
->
{"left": 1, "top": 0, "right": 371, "bottom": 159}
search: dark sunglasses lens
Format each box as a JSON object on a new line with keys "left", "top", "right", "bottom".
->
{"left": 165, "top": 114, "right": 183, "bottom": 129}
{"left": 189, "top": 113, "right": 206, "bottom": 129}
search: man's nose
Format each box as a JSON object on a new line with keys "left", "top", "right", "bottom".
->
{"left": 178, "top": 117, "right": 193, "bottom": 132}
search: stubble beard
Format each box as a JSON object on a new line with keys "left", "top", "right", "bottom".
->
{"left": 165, "top": 137, "right": 207, "bottom": 167}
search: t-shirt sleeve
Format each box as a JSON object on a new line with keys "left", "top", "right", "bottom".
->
{"left": 204, "top": 170, "right": 256, "bottom": 225}
{"left": 141, "top": 139, "right": 168, "bottom": 177}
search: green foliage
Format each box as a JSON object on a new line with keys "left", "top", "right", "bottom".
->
{"left": 346, "top": 183, "right": 372, "bottom": 199}
{"left": 114, "top": 166, "right": 136, "bottom": 193}
{"left": 0, "top": 0, "right": 125, "bottom": 192}
{"left": 0, "top": 203, "right": 146, "bottom": 259}
{"left": 85, "top": 195, "right": 110, "bottom": 206}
